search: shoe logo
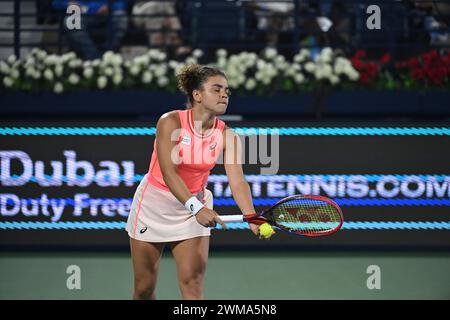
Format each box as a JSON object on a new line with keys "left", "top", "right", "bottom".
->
{"left": 140, "top": 227, "right": 147, "bottom": 234}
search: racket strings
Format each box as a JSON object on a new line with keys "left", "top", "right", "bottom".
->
{"left": 273, "top": 198, "right": 341, "bottom": 234}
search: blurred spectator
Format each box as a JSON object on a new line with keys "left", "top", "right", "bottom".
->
{"left": 131, "top": 1, "right": 191, "bottom": 57}
{"left": 412, "top": 1, "right": 450, "bottom": 48}
{"left": 52, "top": 0, "right": 128, "bottom": 60}
{"left": 244, "top": 1, "right": 295, "bottom": 49}
{"left": 243, "top": 1, "right": 351, "bottom": 57}
{"left": 35, "top": 0, "right": 58, "bottom": 25}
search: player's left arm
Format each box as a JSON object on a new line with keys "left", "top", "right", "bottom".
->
{"left": 223, "top": 128, "right": 259, "bottom": 235}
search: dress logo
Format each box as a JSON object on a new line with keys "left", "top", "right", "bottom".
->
{"left": 181, "top": 136, "right": 191, "bottom": 145}
{"left": 140, "top": 227, "right": 148, "bottom": 234}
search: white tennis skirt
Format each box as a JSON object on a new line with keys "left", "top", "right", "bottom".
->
{"left": 125, "top": 174, "right": 212, "bottom": 242}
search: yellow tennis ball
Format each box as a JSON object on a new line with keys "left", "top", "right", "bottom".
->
{"left": 259, "top": 223, "right": 275, "bottom": 238}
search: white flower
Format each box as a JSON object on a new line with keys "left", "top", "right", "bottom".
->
{"left": 255, "top": 71, "right": 264, "bottom": 81}
{"left": 329, "top": 75, "right": 340, "bottom": 85}
{"left": 185, "top": 57, "right": 197, "bottom": 65}
{"left": 102, "top": 51, "right": 115, "bottom": 64}
{"left": 104, "top": 67, "right": 114, "bottom": 76}
{"left": 44, "top": 54, "right": 59, "bottom": 66}
{"left": 68, "top": 59, "right": 82, "bottom": 68}
{"left": 317, "top": 51, "right": 332, "bottom": 64}
{"left": 304, "top": 62, "right": 316, "bottom": 73}
{"left": 157, "top": 76, "right": 169, "bottom": 87}
{"left": 236, "top": 74, "right": 246, "bottom": 85}
{"left": 334, "top": 64, "right": 344, "bottom": 75}
{"left": 31, "top": 48, "right": 40, "bottom": 55}
{"left": 275, "top": 60, "right": 288, "bottom": 71}
{"left": 0, "top": 61, "right": 10, "bottom": 74}
{"left": 294, "top": 73, "right": 305, "bottom": 84}
{"left": 261, "top": 77, "right": 271, "bottom": 85}
{"left": 245, "top": 78, "right": 256, "bottom": 90}
{"left": 321, "top": 47, "right": 333, "bottom": 58}
{"left": 292, "top": 63, "right": 302, "bottom": 71}
{"left": 226, "top": 66, "right": 238, "bottom": 79}
{"left": 92, "top": 59, "right": 101, "bottom": 67}
{"left": 141, "top": 71, "right": 152, "bottom": 84}
{"left": 264, "top": 47, "right": 278, "bottom": 59}
{"left": 156, "top": 51, "right": 167, "bottom": 61}
{"left": 154, "top": 65, "right": 167, "bottom": 77}
{"left": 147, "top": 49, "right": 161, "bottom": 60}
{"left": 68, "top": 73, "right": 80, "bottom": 84}
{"left": 314, "top": 69, "right": 324, "bottom": 80}
{"left": 285, "top": 68, "right": 296, "bottom": 77}
{"left": 36, "top": 50, "right": 47, "bottom": 61}
{"left": 133, "top": 55, "right": 150, "bottom": 66}
{"left": 321, "top": 64, "right": 333, "bottom": 78}
{"left": 44, "top": 68, "right": 54, "bottom": 81}
{"left": 347, "top": 69, "right": 359, "bottom": 81}
{"left": 168, "top": 60, "right": 179, "bottom": 69}
{"left": 299, "top": 48, "right": 310, "bottom": 57}
{"left": 3, "top": 77, "right": 13, "bottom": 87}
{"left": 130, "top": 64, "right": 140, "bottom": 76}
{"left": 228, "top": 78, "right": 239, "bottom": 89}
{"left": 294, "top": 48, "right": 311, "bottom": 63}
{"left": 25, "top": 67, "right": 35, "bottom": 77}
{"left": 293, "top": 54, "right": 304, "bottom": 63}
{"left": 216, "top": 49, "right": 227, "bottom": 58}
{"left": 7, "top": 54, "right": 16, "bottom": 64}
{"left": 257, "top": 59, "right": 267, "bottom": 70}
{"left": 217, "top": 57, "right": 227, "bottom": 69}
{"left": 97, "top": 76, "right": 108, "bottom": 89}
{"left": 24, "top": 57, "right": 35, "bottom": 68}
{"left": 243, "top": 53, "right": 257, "bottom": 67}
{"left": 267, "top": 65, "right": 278, "bottom": 77}
{"left": 55, "top": 64, "right": 64, "bottom": 77}
{"left": 111, "top": 54, "right": 123, "bottom": 66}
{"left": 275, "top": 55, "right": 285, "bottom": 64}
{"left": 32, "top": 70, "right": 41, "bottom": 80}
{"left": 62, "top": 51, "right": 76, "bottom": 63}
{"left": 10, "top": 68, "right": 19, "bottom": 79}
{"left": 53, "top": 82, "right": 63, "bottom": 94}
{"left": 113, "top": 72, "right": 123, "bottom": 85}
{"left": 192, "top": 49, "right": 203, "bottom": 58}
{"left": 83, "top": 67, "right": 94, "bottom": 79}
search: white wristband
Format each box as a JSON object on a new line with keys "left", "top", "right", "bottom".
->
{"left": 185, "top": 196, "right": 204, "bottom": 216}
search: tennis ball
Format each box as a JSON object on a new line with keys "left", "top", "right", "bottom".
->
{"left": 259, "top": 223, "right": 275, "bottom": 238}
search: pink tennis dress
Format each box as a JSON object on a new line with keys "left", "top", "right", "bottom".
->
{"left": 126, "top": 109, "right": 225, "bottom": 242}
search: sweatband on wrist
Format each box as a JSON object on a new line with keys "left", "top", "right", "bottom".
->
{"left": 185, "top": 196, "right": 204, "bottom": 216}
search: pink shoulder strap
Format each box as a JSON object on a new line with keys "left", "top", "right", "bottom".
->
{"left": 177, "top": 109, "right": 189, "bottom": 129}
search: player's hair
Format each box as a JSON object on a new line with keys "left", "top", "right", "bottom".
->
{"left": 176, "top": 64, "right": 227, "bottom": 109}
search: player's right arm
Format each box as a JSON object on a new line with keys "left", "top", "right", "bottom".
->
{"left": 156, "top": 112, "right": 226, "bottom": 229}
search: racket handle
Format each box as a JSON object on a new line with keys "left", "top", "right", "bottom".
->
{"left": 219, "top": 215, "right": 244, "bottom": 223}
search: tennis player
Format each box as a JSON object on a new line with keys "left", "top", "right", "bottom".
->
{"left": 126, "top": 64, "right": 261, "bottom": 300}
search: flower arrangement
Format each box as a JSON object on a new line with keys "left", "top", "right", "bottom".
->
{"left": 0, "top": 47, "right": 448, "bottom": 95}
{"left": 395, "top": 49, "right": 450, "bottom": 89}
{"left": 349, "top": 50, "right": 394, "bottom": 89}
{"left": 0, "top": 47, "right": 360, "bottom": 95}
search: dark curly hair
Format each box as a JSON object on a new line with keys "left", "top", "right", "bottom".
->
{"left": 176, "top": 64, "right": 227, "bottom": 109}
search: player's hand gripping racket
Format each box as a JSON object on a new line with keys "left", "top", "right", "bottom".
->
{"left": 219, "top": 195, "right": 344, "bottom": 236}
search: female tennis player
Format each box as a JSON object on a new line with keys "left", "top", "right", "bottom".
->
{"left": 125, "top": 64, "right": 261, "bottom": 300}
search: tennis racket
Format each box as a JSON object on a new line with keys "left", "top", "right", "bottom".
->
{"left": 219, "top": 195, "right": 344, "bottom": 237}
